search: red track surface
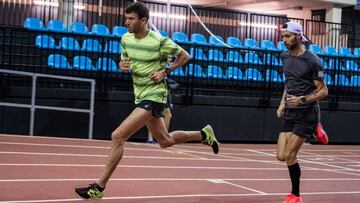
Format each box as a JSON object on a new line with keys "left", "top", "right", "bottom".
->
{"left": 1, "top": 134, "right": 360, "bottom": 202}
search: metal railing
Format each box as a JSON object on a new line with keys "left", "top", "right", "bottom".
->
{"left": 0, "top": 69, "right": 96, "bottom": 139}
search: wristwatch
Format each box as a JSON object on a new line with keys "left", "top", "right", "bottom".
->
{"left": 300, "top": 95, "right": 307, "bottom": 104}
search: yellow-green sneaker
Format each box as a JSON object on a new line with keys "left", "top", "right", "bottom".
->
{"left": 75, "top": 183, "right": 104, "bottom": 199}
{"left": 201, "top": 125, "right": 219, "bottom": 154}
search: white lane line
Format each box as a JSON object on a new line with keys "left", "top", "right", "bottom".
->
{"left": 207, "top": 179, "right": 267, "bottom": 194}
{"left": 248, "top": 149, "right": 360, "bottom": 176}
{"left": 0, "top": 141, "right": 165, "bottom": 152}
{"left": 0, "top": 163, "right": 286, "bottom": 170}
{"left": 0, "top": 134, "right": 110, "bottom": 142}
{"left": 1, "top": 191, "right": 360, "bottom": 203}
{"left": 2, "top": 178, "right": 360, "bottom": 182}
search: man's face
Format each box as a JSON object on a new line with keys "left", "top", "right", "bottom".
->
{"left": 281, "top": 31, "right": 300, "bottom": 50}
{"left": 125, "top": 12, "right": 146, "bottom": 33}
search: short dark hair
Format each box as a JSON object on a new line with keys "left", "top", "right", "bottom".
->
{"left": 125, "top": 2, "right": 149, "bottom": 22}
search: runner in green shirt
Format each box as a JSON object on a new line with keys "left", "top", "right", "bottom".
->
{"left": 75, "top": 2, "right": 220, "bottom": 199}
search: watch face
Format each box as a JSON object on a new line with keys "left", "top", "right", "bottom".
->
{"left": 301, "top": 97, "right": 306, "bottom": 103}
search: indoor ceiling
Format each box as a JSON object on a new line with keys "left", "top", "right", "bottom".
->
{"left": 148, "top": 0, "right": 353, "bottom": 15}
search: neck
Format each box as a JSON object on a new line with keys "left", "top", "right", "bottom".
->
{"left": 134, "top": 28, "right": 149, "bottom": 39}
{"left": 289, "top": 44, "right": 305, "bottom": 56}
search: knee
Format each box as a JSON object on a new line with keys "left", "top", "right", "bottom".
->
{"left": 276, "top": 153, "right": 286, "bottom": 162}
{"left": 111, "top": 131, "right": 127, "bottom": 145}
{"left": 284, "top": 152, "right": 297, "bottom": 164}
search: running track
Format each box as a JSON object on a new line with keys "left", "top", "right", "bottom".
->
{"left": 0, "top": 134, "right": 360, "bottom": 202}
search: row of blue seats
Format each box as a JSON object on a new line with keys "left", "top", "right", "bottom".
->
{"left": 24, "top": 17, "right": 128, "bottom": 37}
{"left": 24, "top": 18, "right": 286, "bottom": 51}
{"left": 171, "top": 64, "right": 360, "bottom": 87}
{"left": 309, "top": 44, "right": 360, "bottom": 58}
{"left": 191, "top": 48, "right": 360, "bottom": 71}
{"left": 25, "top": 18, "right": 360, "bottom": 58}
{"left": 47, "top": 53, "right": 360, "bottom": 87}
{"left": 190, "top": 48, "right": 282, "bottom": 65}
{"left": 36, "top": 35, "right": 121, "bottom": 54}
{"left": 171, "top": 64, "right": 283, "bottom": 82}
{"left": 48, "top": 54, "right": 119, "bottom": 72}
{"left": 320, "top": 58, "right": 360, "bottom": 71}
{"left": 172, "top": 32, "right": 287, "bottom": 51}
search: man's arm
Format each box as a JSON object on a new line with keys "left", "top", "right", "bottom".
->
{"left": 150, "top": 49, "right": 190, "bottom": 83}
{"left": 277, "top": 89, "right": 287, "bottom": 117}
{"left": 165, "top": 49, "right": 190, "bottom": 74}
{"left": 303, "top": 79, "right": 328, "bottom": 103}
{"left": 286, "top": 80, "right": 328, "bottom": 107}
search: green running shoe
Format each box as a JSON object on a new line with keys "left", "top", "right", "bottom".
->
{"left": 75, "top": 183, "right": 104, "bottom": 199}
{"left": 201, "top": 125, "right": 219, "bottom": 154}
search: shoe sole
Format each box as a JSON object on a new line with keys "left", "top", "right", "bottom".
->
{"left": 206, "top": 125, "right": 220, "bottom": 154}
{"left": 74, "top": 189, "right": 103, "bottom": 200}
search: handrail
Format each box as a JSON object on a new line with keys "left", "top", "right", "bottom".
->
{"left": 0, "top": 69, "right": 96, "bottom": 139}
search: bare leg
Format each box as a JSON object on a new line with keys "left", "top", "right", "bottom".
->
{"left": 98, "top": 108, "right": 152, "bottom": 188}
{"left": 146, "top": 116, "right": 201, "bottom": 148}
{"left": 147, "top": 108, "right": 172, "bottom": 141}
{"left": 163, "top": 108, "right": 172, "bottom": 130}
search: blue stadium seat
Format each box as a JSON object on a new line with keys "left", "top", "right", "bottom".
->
{"left": 70, "top": 22, "right": 89, "bottom": 35}
{"left": 309, "top": 44, "right": 323, "bottom": 55}
{"left": 112, "top": 25, "right": 127, "bottom": 37}
{"left": 48, "top": 54, "right": 71, "bottom": 69}
{"left": 73, "top": 56, "right": 96, "bottom": 71}
{"left": 47, "top": 20, "right": 67, "bottom": 32}
{"left": 266, "top": 69, "right": 282, "bottom": 82}
{"left": 57, "top": 37, "right": 81, "bottom": 51}
{"left": 208, "top": 49, "right": 224, "bottom": 61}
{"left": 350, "top": 75, "right": 360, "bottom": 87}
{"left": 185, "top": 64, "right": 205, "bottom": 78}
{"left": 339, "top": 47, "right": 353, "bottom": 57}
{"left": 207, "top": 65, "right": 226, "bottom": 79}
{"left": 23, "top": 17, "right": 44, "bottom": 30}
{"left": 328, "top": 59, "right": 343, "bottom": 70}
{"left": 81, "top": 39, "right": 102, "bottom": 52}
{"left": 353, "top": 48, "right": 360, "bottom": 57}
{"left": 97, "top": 58, "right": 119, "bottom": 72}
{"left": 319, "top": 58, "right": 329, "bottom": 70}
{"left": 91, "top": 24, "right": 110, "bottom": 36}
{"left": 226, "top": 67, "right": 243, "bottom": 80}
{"left": 261, "top": 40, "right": 277, "bottom": 50}
{"left": 324, "top": 46, "right": 338, "bottom": 56}
{"left": 172, "top": 32, "right": 191, "bottom": 44}
{"left": 277, "top": 41, "right": 287, "bottom": 51}
{"left": 191, "top": 33, "right": 208, "bottom": 45}
{"left": 104, "top": 40, "right": 121, "bottom": 54}
{"left": 244, "top": 52, "right": 262, "bottom": 64}
{"left": 344, "top": 60, "right": 359, "bottom": 71}
{"left": 226, "top": 36, "right": 243, "bottom": 48}
{"left": 189, "top": 48, "right": 207, "bottom": 60}
{"left": 245, "top": 68, "right": 263, "bottom": 81}
{"left": 35, "top": 35, "right": 55, "bottom": 49}
{"left": 244, "top": 38, "right": 261, "bottom": 49}
{"left": 170, "top": 67, "right": 185, "bottom": 77}
{"left": 334, "top": 74, "right": 350, "bottom": 86}
{"left": 159, "top": 29, "right": 168, "bottom": 37}
{"left": 263, "top": 54, "right": 280, "bottom": 66}
{"left": 209, "top": 35, "right": 225, "bottom": 47}
{"left": 226, "top": 51, "right": 243, "bottom": 63}
{"left": 324, "top": 74, "right": 333, "bottom": 86}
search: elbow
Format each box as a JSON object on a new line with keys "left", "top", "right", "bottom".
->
{"left": 182, "top": 50, "right": 190, "bottom": 63}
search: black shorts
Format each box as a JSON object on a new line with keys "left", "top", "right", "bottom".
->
{"left": 280, "top": 106, "right": 320, "bottom": 139}
{"left": 136, "top": 100, "right": 165, "bottom": 118}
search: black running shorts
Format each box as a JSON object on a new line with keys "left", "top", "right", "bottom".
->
{"left": 136, "top": 100, "right": 165, "bottom": 118}
{"left": 280, "top": 106, "right": 320, "bottom": 139}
